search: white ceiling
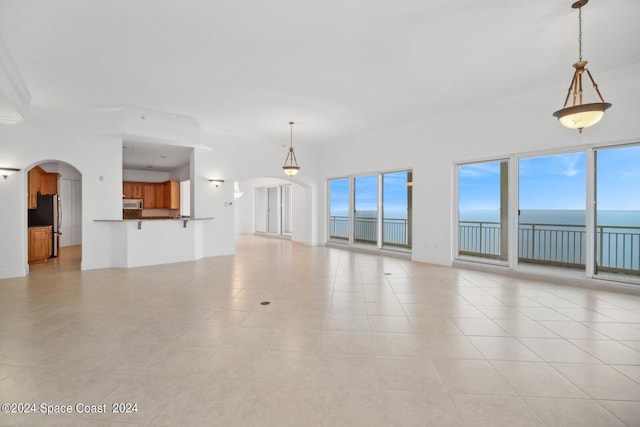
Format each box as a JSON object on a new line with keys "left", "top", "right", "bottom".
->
{"left": 0, "top": 0, "right": 638, "bottom": 146}
{"left": 122, "top": 141, "right": 192, "bottom": 171}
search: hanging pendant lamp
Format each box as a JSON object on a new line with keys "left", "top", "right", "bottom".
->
{"left": 282, "top": 121, "right": 300, "bottom": 176}
{"left": 553, "top": 0, "right": 611, "bottom": 132}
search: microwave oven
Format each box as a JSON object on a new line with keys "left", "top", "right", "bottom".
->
{"left": 123, "top": 199, "right": 143, "bottom": 210}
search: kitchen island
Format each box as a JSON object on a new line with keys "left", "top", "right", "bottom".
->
{"left": 95, "top": 218, "right": 215, "bottom": 268}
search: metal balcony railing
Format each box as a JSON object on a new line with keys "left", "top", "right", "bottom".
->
{"left": 596, "top": 225, "right": 640, "bottom": 274}
{"left": 459, "top": 221, "right": 503, "bottom": 259}
{"left": 458, "top": 221, "right": 640, "bottom": 275}
{"left": 329, "top": 216, "right": 410, "bottom": 247}
{"left": 329, "top": 216, "right": 349, "bottom": 241}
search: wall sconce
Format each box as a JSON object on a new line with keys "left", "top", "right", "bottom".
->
{"left": 209, "top": 179, "right": 225, "bottom": 188}
{"left": 234, "top": 182, "right": 244, "bottom": 199}
{"left": 0, "top": 167, "right": 20, "bottom": 180}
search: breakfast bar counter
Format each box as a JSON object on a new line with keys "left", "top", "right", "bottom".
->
{"left": 95, "top": 217, "right": 215, "bottom": 268}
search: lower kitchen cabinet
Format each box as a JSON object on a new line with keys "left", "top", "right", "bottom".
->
{"left": 28, "top": 226, "right": 52, "bottom": 263}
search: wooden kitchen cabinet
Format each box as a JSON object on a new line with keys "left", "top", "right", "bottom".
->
{"left": 28, "top": 166, "right": 59, "bottom": 208}
{"left": 164, "top": 180, "right": 180, "bottom": 209}
{"left": 28, "top": 226, "right": 52, "bottom": 263}
{"left": 122, "top": 182, "right": 143, "bottom": 199}
{"left": 40, "top": 172, "right": 59, "bottom": 195}
{"left": 28, "top": 167, "right": 43, "bottom": 208}
{"left": 123, "top": 180, "right": 180, "bottom": 209}
{"left": 142, "top": 183, "right": 156, "bottom": 208}
{"left": 155, "top": 184, "right": 166, "bottom": 208}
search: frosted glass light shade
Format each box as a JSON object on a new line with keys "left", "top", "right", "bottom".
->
{"left": 283, "top": 166, "right": 300, "bottom": 176}
{"left": 553, "top": 102, "right": 611, "bottom": 130}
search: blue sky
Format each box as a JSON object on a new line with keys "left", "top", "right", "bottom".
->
{"left": 459, "top": 146, "right": 640, "bottom": 211}
{"left": 519, "top": 153, "right": 586, "bottom": 210}
{"left": 597, "top": 146, "right": 640, "bottom": 210}
{"left": 330, "top": 172, "right": 410, "bottom": 217}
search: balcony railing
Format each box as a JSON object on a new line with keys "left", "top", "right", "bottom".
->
{"left": 330, "top": 216, "right": 350, "bottom": 241}
{"left": 329, "top": 216, "right": 410, "bottom": 247}
{"left": 518, "top": 223, "right": 586, "bottom": 267}
{"left": 459, "top": 221, "right": 503, "bottom": 259}
{"left": 459, "top": 221, "right": 640, "bottom": 275}
{"left": 597, "top": 225, "right": 640, "bottom": 274}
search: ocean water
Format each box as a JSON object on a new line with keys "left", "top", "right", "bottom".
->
{"left": 331, "top": 209, "right": 407, "bottom": 219}
{"left": 460, "top": 209, "right": 640, "bottom": 227}
{"left": 459, "top": 209, "right": 640, "bottom": 271}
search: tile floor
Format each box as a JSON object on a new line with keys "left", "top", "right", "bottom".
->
{"left": 1, "top": 235, "right": 640, "bottom": 426}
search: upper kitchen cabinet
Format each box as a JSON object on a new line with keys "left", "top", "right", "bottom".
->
{"left": 142, "top": 183, "right": 156, "bottom": 208}
{"left": 122, "top": 182, "right": 143, "bottom": 199}
{"left": 40, "top": 172, "right": 59, "bottom": 195}
{"left": 28, "top": 166, "right": 59, "bottom": 208}
{"left": 123, "top": 180, "right": 179, "bottom": 209}
{"left": 164, "top": 180, "right": 180, "bottom": 209}
{"left": 28, "top": 167, "right": 42, "bottom": 208}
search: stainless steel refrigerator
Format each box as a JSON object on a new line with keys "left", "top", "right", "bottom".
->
{"left": 28, "top": 194, "right": 61, "bottom": 257}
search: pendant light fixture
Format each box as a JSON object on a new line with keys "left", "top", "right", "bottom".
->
{"left": 282, "top": 121, "right": 300, "bottom": 176}
{"left": 553, "top": 0, "right": 611, "bottom": 132}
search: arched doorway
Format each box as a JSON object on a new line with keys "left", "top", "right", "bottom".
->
{"left": 27, "top": 160, "right": 82, "bottom": 272}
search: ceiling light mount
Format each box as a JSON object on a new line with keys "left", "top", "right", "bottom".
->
{"left": 209, "top": 179, "right": 225, "bottom": 187}
{"left": 553, "top": 0, "right": 611, "bottom": 132}
{"left": 571, "top": 0, "right": 588, "bottom": 8}
{"left": 282, "top": 121, "right": 300, "bottom": 176}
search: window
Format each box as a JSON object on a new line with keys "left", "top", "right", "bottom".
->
{"left": 329, "top": 178, "right": 349, "bottom": 242}
{"left": 518, "top": 153, "right": 586, "bottom": 268}
{"left": 595, "top": 145, "right": 640, "bottom": 276}
{"left": 282, "top": 184, "right": 292, "bottom": 235}
{"left": 456, "top": 146, "right": 640, "bottom": 285}
{"left": 255, "top": 184, "right": 292, "bottom": 237}
{"left": 267, "top": 187, "right": 279, "bottom": 234}
{"left": 458, "top": 160, "right": 508, "bottom": 261}
{"left": 354, "top": 175, "right": 378, "bottom": 245}
{"left": 328, "top": 171, "right": 412, "bottom": 250}
{"left": 382, "top": 171, "right": 412, "bottom": 248}
{"left": 255, "top": 187, "right": 267, "bottom": 233}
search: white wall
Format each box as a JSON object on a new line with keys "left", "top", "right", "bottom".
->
{"left": 39, "top": 161, "right": 82, "bottom": 180}
{"left": 170, "top": 162, "right": 191, "bottom": 182}
{"left": 122, "top": 169, "right": 170, "bottom": 182}
{"left": 191, "top": 146, "right": 235, "bottom": 257}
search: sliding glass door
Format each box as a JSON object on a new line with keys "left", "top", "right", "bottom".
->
{"left": 456, "top": 145, "right": 640, "bottom": 284}
{"left": 255, "top": 184, "right": 293, "bottom": 237}
{"left": 518, "top": 153, "right": 586, "bottom": 268}
{"left": 281, "top": 184, "right": 292, "bottom": 235}
{"left": 458, "top": 160, "right": 509, "bottom": 261}
{"left": 255, "top": 187, "right": 267, "bottom": 233}
{"left": 329, "top": 178, "right": 350, "bottom": 242}
{"left": 267, "top": 187, "right": 279, "bottom": 234}
{"left": 382, "top": 171, "right": 412, "bottom": 248}
{"left": 595, "top": 145, "right": 640, "bottom": 276}
{"left": 328, "top": 171, "right": 412, "bottom": 250}
{"left": 354, "top": 175, "right": 378, "bottom": 245}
